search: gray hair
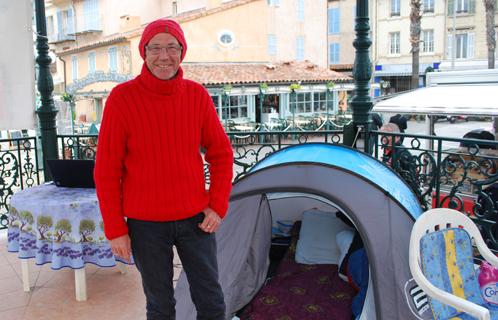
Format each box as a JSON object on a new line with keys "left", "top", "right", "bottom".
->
{"left": 380, "top": 122, "right": 400, "bottom": 133}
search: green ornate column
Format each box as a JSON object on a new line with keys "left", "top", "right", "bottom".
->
{"left": 35, "top": 0, "right": 59, "bottom": 180}
{"left": 350, "top": 0, "right": 373, "bottom": 153}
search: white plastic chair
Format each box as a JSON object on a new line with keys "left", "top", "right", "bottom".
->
{"left": 409, "top": 208, "right": 498, "bottom": 320}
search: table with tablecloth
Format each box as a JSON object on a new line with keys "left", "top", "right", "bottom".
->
{"left": 7, "top": 183, "right": 130, "bottom": 300}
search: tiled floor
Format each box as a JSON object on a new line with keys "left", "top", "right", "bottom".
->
{"left": 0, "top": 230, "right": 183, "bottom": 320}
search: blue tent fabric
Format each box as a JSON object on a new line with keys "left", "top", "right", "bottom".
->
{"left": 251, "top": 143, "right": 423, "bottom": 219}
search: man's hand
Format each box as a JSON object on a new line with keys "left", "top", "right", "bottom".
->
{"left": 199, "top": 207, "right": 222, "bottom": 233}
{"left": 110, "top": 234, "right": 132, "bottom": 262}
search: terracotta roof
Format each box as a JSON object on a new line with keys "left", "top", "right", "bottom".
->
{"left": 182, "top": 61, "right": 352, "bottom": 86}
{"left": 56, "top": 37, "right": 127, "bottom": 56}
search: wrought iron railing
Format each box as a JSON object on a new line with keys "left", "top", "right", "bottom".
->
{"left": 55, "top": 130, "right": 343, "bottom": 181}
{"left": 0, "top": 137, "right": 40, "bottom": 229}
{"left": 2, "top": 129, "right": 498, "bottom": 252}
{"left": 372, "top": 130, "right": 498, "bottom": 250}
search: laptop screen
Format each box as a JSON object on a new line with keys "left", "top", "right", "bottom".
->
{"left": 47, "top": 159, "right": 95, "bottom": 188}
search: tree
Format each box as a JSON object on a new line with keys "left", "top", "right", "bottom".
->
{"left": 483, "top": 0, "right": 496, "bottom": 69}
{"left": 19, "top": 210, "right": 34, "bottom": 232}
{"left": 410, "top": 0, "right": 423, "bottom": 89}
{"left": 79, "top": 219, "right": 95, "bottom": 243}
{"left": 55, "top": 219, "right": 72, "bottom": 242}
{"left": 37, "top": 215, "right": 53, "bottom": 240}
{"left": 9, "top": 206, "right": 19, "bottom": 227}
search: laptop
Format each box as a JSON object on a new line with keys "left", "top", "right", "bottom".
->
{"left": 47, "top": 159, "right": 95, "bottom": 188}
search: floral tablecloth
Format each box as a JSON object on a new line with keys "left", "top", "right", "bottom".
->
{"left": 7, "top": 183, "right": 130, "bottom": 269}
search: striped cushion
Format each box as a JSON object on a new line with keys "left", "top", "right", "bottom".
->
{"left": 420, "top": 228, "right": 484, "bottom": 320}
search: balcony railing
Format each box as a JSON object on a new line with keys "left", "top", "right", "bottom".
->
{"left": 0, "top": 137, "right": 40, "bottom": 229}
{"left": 371, "top": 130, "right": 498, "bottom": 250}
{"left": 2, "top": 130, "right": 498, "bottom": 252}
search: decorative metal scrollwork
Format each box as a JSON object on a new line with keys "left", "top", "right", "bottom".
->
{"left": 1, "top": 137, "right": 39, "bottom": 230}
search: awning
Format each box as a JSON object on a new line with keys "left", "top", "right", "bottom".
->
{"left": 373, "top": 84, "right": 498, "bottom": 116}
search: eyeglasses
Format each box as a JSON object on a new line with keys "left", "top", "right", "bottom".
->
{"left": 145, "top": 44, "right": 182, "bottom": 56}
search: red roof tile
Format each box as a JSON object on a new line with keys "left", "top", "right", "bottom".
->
{"left": 182, "top": 61, "right": 352, "bottom": 86}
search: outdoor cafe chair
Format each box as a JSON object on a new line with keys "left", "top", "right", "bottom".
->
{"left": 409, "top": 208, "right": 498, "bottom": 320}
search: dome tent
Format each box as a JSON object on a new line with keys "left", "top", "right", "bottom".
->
{"left": 175, "top": 143, "right": 427, "bottom": 319}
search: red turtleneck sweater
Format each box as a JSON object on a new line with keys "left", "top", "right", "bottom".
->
{"left": 94, "top": 65, "right": 233, "bottom": 240}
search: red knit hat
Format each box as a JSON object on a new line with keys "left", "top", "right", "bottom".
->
{"left": 139, "top": 19, "right": 187, "bottom": 62}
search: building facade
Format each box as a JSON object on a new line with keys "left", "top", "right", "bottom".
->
{"left": 372, "top": 0, "right": 498, "bottom": 96}
{"left": 45, "top": 0, "right": 338, "bottom": 131}
{"left": 372, "top": 0, "right": 446, "bottom": 96}
{"left": 440, "top": 0, "right": 498, "bottom": 71}
{"left": 327, "top": 0, "right": 357, "bottom": 69}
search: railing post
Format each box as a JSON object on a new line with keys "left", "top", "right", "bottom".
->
{"left": 351, "top": 0, "right": 373, "bottom": 154}
{"left": 34, "top": 0, "right": 58, "bottom": 181}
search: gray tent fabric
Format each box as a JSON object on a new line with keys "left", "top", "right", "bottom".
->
{"left": 175, "top": 144, "right": 425, "bottom": 320}
{"left": 175, "top": 195, "right": 272, "bottom": 319}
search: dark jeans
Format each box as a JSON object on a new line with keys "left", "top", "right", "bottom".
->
{"left": 128, "top": 213, "right": 225, "bottom": 320}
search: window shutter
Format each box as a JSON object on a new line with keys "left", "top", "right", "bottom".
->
{"left": 328, "top": 8, "right": 333, "bottom": 34}
{"left": 57, "top": 11, "right": 63, "bottom": 37}
{"left": 352, "top": 5, "right": 356, "bottom": 29}
{"left": 335, "top": 43, "right": 340, "bottom": 63}
{"left": 67, "top": 8, "right": 74, "bottom": 34}
{"left": 268, "top": 34, "right": 276, "bottom": 56}
{"left": 447, "top": 34, "right": 453, "bottom": 59}
{"left": 447, "top": 0, "right": 454, "bottom": 15}
{"left": 334, "top": 8, "right": 340, "bottom": 33}
{"left": 467, "top": 33, "right": 474, "bottom": 58}
{"left": 468, "top": 0, "right": 476, "bottom": 14}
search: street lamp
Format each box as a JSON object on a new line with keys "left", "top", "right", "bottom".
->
{"left": 350, "top": 0, "right": 373, "bottom": 153}
{"left": 34, "top": 0, "right": 58, "bottom": 180}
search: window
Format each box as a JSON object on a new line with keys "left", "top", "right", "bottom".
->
{"left": 296, "top": 36, "right": 304, "bottom": 61}
{"left": 447, "top": 33, "right": 474, "bottom": 59}
{"left": 211, "top": 96, "right": 221, "bottom": 117}
{"left": 329, "top": 43, "right": 340, "bottom": 64}
{"left": 267, "top": 0, "right": 280, "bottom": 6}
{"left": 56, "top": 8, "right": 74, "bottom": 40}
{"left": 422, "top": 30, "right": 434, "bottom": 53}
{"left": 218, "top": 30, "right": 235, "bottom": 47}
{"left": 108, "top": 47, "right": 118, "bottom": 72}
{"left": 455, "top": 0, "right": 469, "bottom": 13}
{"left": 422, "top": 0, "right": 434, "bottom": 13}
{"left": 290, "top": 92, "right": 334, "bottom": 115}
{"left": 456, "top": 33, "right": 473, "bottom": 58}
{"left": 297, "top": 0, "right": 304, "bottom": 21}
{"left": 328, "top": 8, "right": 340, "bottom": 34}
{"left": 313, "top": 92, "right": 334, "bottom": 113}
{"left": 71, "top": 56, "right": 78, "bottom": 81}
{"left": 391, "top": 0, "right": 400, "bottom": 16}
{"left": 88, "top": 52, "right": 96, "bottom": 74}
{"left": 83, "top": 0, "right": 100, "bottom": 30}
{"left": 172, "top": 1, "right": 177, "bottom": 15}
{"left": 227, "top": 96, "right": 248, "bottom": 119}
{"left": 290, "top": 92, "right": 312, "bottom": 114}
{"left": 268, "top": 34, "right": 277, "bottom": 56}
{"left": 389, "top": 32, "right": 400, "bottom": 54}
{"left": 46, "top": 16, "right": 55, "bottom": 40}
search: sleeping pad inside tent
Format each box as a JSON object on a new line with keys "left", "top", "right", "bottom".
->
{"left": 175, "top": 143, "right": 429, "bottom": 320}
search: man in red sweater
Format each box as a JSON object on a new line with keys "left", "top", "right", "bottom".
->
{"left": 94, "top": 18, "right": 233, "bottom": 320}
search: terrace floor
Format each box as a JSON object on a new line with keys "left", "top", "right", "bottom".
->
{"left": 0, "top": 230, "right": 183, "bottom": 320}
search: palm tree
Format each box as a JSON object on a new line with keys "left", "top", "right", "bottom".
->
{"left": 483, "top": 0, "right": 496, "bottom": 69}
{"left": 410, "top": 0, "right": 422, "bottom": 89}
